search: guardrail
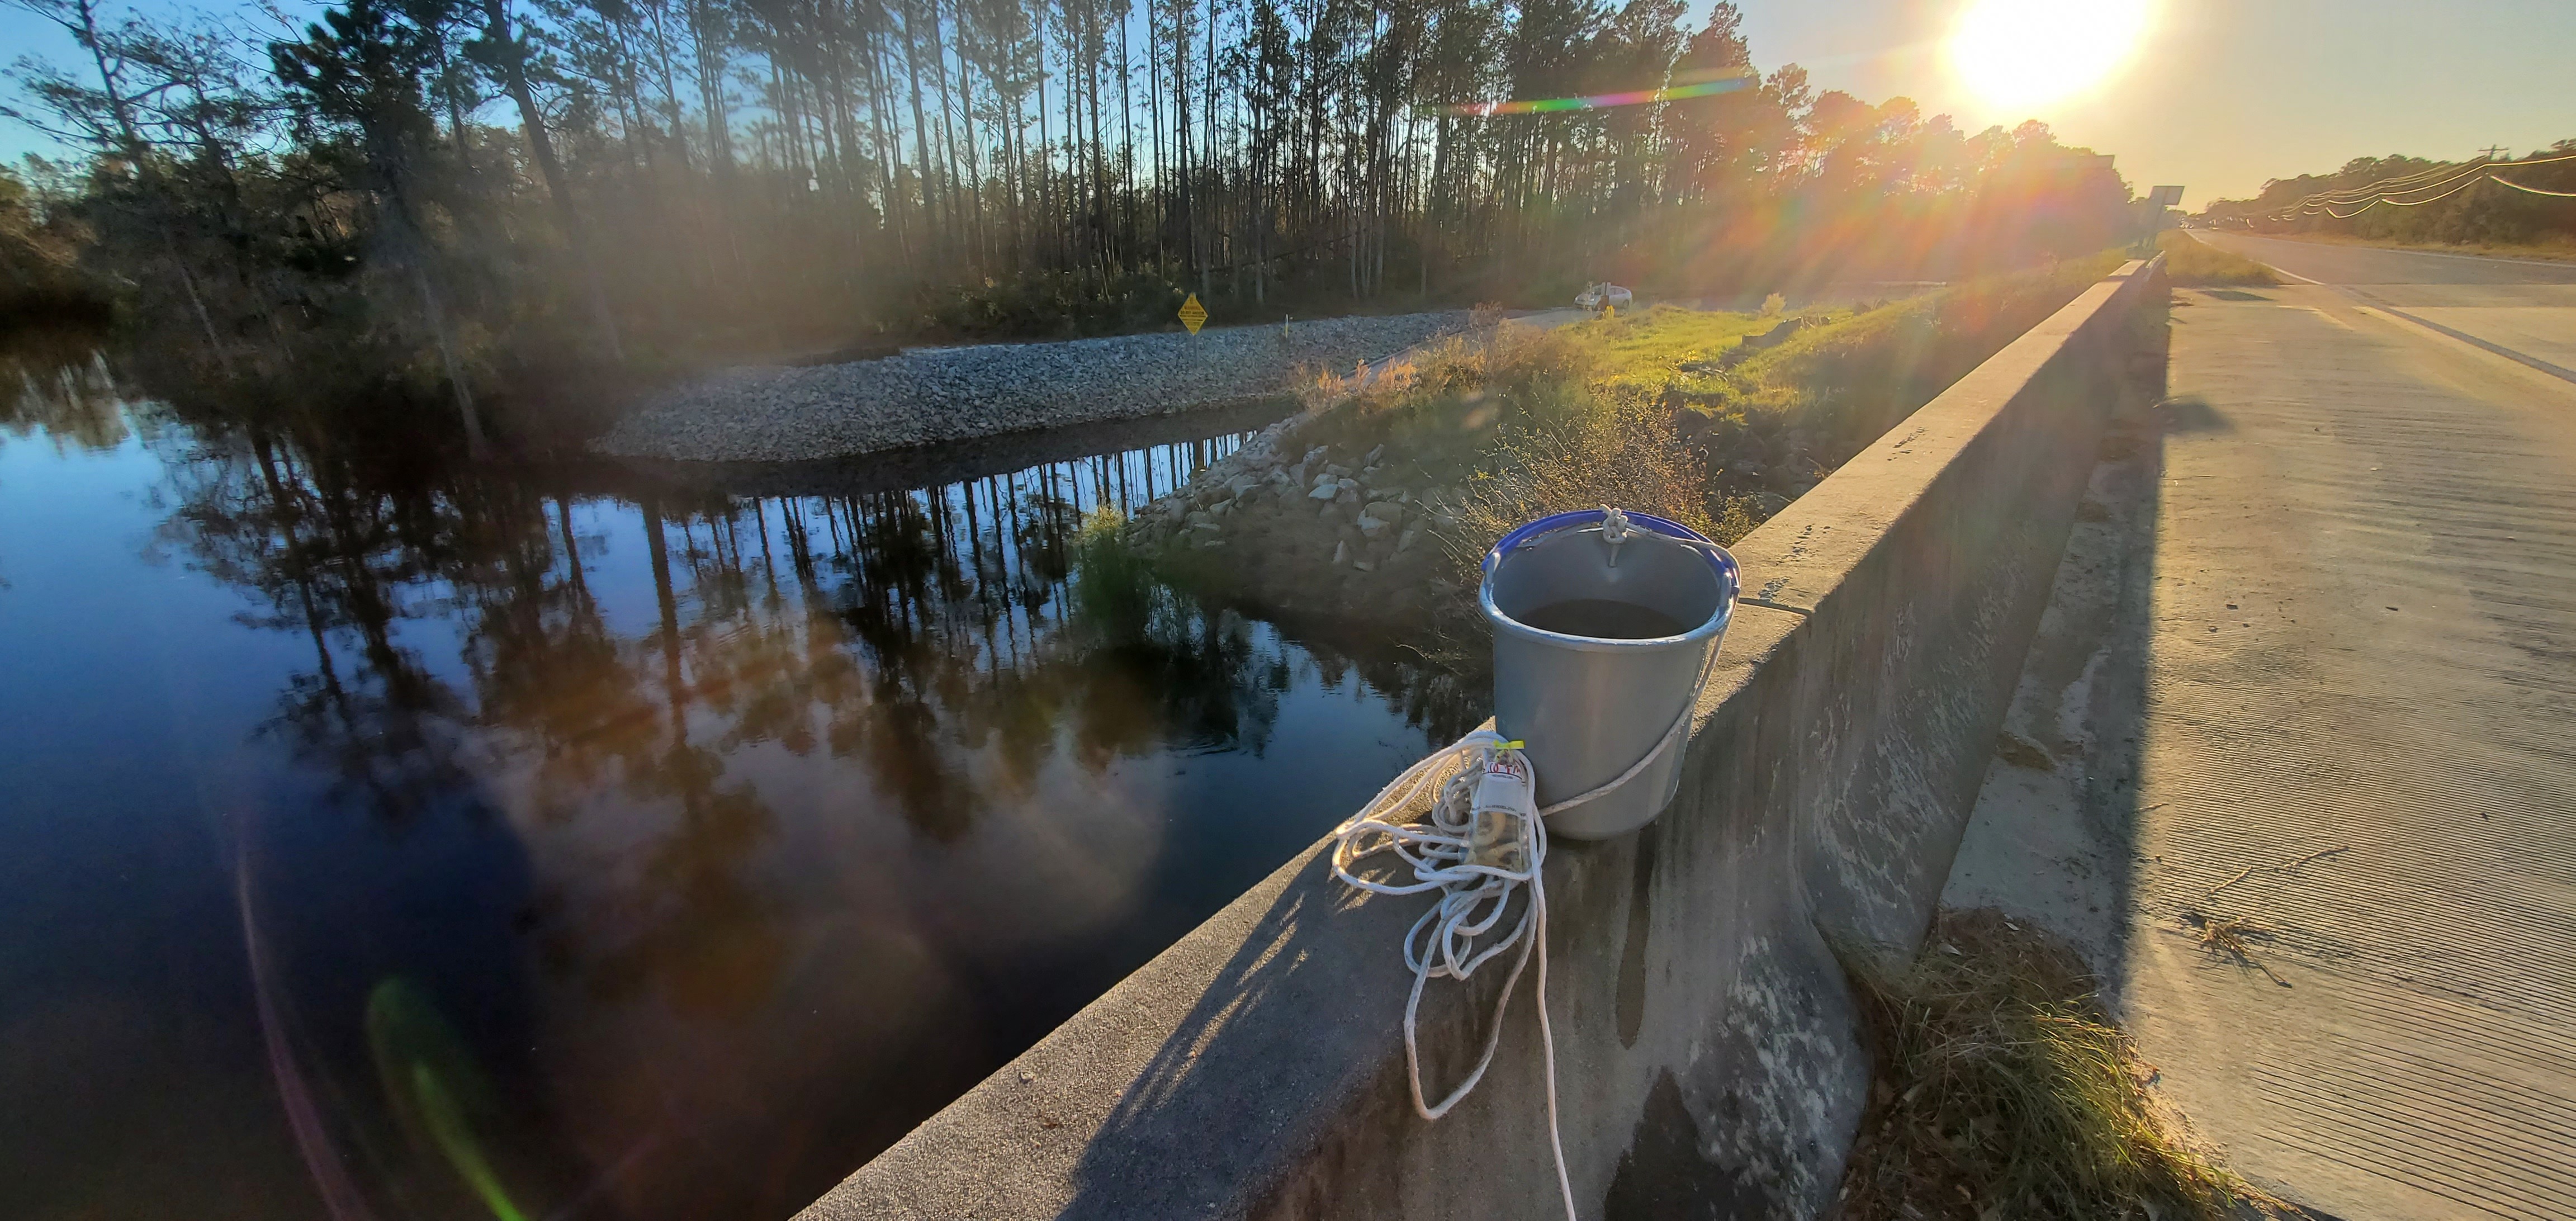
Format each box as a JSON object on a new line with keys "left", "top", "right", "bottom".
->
{"left": 798, "top": 255, "right": 2171, "bottom": 1221}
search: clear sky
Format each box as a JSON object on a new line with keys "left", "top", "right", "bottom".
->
{"left": 7, "top": 0, "right": 2573, "bottom": 205}
{"left": 1739, "top": 0, "right": 2576, "bottom": 203}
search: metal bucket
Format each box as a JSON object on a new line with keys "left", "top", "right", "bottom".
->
{"left": 1480, "top": 509, "right": 1740, "bottom": 840}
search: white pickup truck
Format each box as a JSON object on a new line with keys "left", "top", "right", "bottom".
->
{"left": 1574, "top": 282, "right": 1635, "bottom": 312}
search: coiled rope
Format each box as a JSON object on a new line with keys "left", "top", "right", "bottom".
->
{"left": 1329, "top": 522, "right": 1722, "bottom": 1221}
{"left": 1332, "top": 732, "right": 1576, "bottom": 1220}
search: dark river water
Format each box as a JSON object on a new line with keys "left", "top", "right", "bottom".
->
{"left": 0, "top": 358, "right": 1479, "bottom": 1221}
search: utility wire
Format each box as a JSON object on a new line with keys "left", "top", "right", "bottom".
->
{"left": 2291, "top": 160, "right": 2499, "bottom": 215}
{"left": 2322, "top": 173, "right": 2492, "bottom": 219}
{"left": 2297, "top": 161, "right": 2493, "bottom": 211}
{"left": 2490, "top": 176, "right": 2576, "bottom": 199}
{"left": 2304, "top": 159, "right": 2492, "bottom": 204}
{"left": 2271, "top": 153, "right": 2576, "bottom": 220}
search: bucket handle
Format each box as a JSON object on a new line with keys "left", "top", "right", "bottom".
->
{"left": 1481, "top": 508, "right": 1741, "bottom": 602}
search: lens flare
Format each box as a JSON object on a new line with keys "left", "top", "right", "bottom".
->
{"left": 1947, "top": 0, "right": 2153, "bottom": 112}
{"left": 369, "top": 979, "right": 531, "bottom": 1221}
{"left": 1450, "top": 67, "right": 1755, "bottom": 116}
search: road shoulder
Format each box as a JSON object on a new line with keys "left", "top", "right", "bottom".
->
{"left": 1946, "top": 283, "right": 2576, "bottom": 1220}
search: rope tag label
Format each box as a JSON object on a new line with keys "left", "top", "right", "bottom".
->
{"left": 1474, "top": 751, "right": 1531, "bottom": 807}
{"left": 1469, "top": 753, "right": 1533, "bottom": 870}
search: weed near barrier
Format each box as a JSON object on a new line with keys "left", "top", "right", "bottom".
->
{"left": 1835, "top": 909, "right": 2295, "bottom": 1221}
{"left": 2157, "top": 232, "right": 2280, "bottom": 288}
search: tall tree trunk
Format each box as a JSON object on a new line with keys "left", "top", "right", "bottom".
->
{"left": 689, "top": 0, "right": 735, "bottom": 171}
{"left": 1174, "top": 0, "right": 1194, "bottom": 291}
{"left": 1116, "top": 11, "right": 1137, "bottom": 267}
{"left": 899, "top": 0, "right": 943, "bottom": 247}
{"left": 413, "top": 261, "right": 486, "bottom": 458}
{"left": 1034, "top": 6, "right": 1057, "bottom": 267}
{"left": 645, "top": 0, "right": 694, "bottom": 173}
{"left": 926, "top": 0, "right": 977, "bottom": 266}
{"left": 481, "top": 0, "right": 626, "bottom": 362}
{"left": 1148, "top": 1, "right": 1164, "bottom": 266}
{"left": 68, "top": 0, "right": 233, "bottom": 372}
{"left": 1201, "top": 0, "right": 1215, "bottom": 296}
{"left": 869, "top": 45, "right": 916, "bottom": 270}
{"left": 1086, "top": 28, "right": 1110, "bottom": 272}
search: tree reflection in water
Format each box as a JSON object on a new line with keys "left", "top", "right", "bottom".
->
{"left": 13, "top": 367, "right": 1485, "bottom": 1220}
{"left": 4, "top": 352, "right": 130, "bottom": 452}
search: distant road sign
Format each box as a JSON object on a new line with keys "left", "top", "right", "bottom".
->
{"left": 2148, "top": 185, "right": 2185, "bottom": 207}
{"left": 1179, "top": 294, "right": 1208, "bottom": 334}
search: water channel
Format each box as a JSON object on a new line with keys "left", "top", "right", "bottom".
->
{"left": 0, "top": 358, "right": 1483, "bottom": 1221}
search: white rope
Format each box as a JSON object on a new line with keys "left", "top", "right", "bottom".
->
{"left": 1332, "top": 730, "right": 1578, "bottom": 1220}
{"left": 1326, "top": 596, "right": 1718, "bottom": 1221}
{"left": 1326, "top": 517, "right": 1733, "bottom": 1221}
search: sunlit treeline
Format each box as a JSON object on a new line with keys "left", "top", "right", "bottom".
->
{"left": 2204, "top": 141, "right": 2576, "bottom": 247}
{"left": 3, "top": 0, "right": 2138, "bottom": 420}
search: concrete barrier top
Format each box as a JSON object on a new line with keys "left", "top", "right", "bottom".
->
{"left": 798, "top": 255, "right": 2168, "bottom": 1221}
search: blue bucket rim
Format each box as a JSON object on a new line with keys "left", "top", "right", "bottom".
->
{"left": 1478, "top": 509, "right": 1742, "bottom": 649}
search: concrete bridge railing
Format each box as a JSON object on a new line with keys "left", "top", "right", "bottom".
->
{"left": 798, "top": 255, "right": 2171, "bottom": 1221}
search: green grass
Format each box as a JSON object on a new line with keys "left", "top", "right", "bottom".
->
{"left": 2157, "top": 231, "right": 2280, "bottom": 287}
{"left": 1240, "top": 255, "right": 2130, "bottom": 621}
{"left": 1837, "top": 910, "right": 2291, "bottom": 1221}
{"left": 1585, "top": 305, "right": 1788, "bottom": 391}
{"left": 1684, "top": 253, "right": 2124, "bottom": 454}
{"left": 1282, "top": 315, "right": 1734, "bottom": 545}
{"left": 1295, "top": 254, "right": 2123, "bottom": 475}
{"left": 1070, "top": 506, "right": 1163, "bottom": 638}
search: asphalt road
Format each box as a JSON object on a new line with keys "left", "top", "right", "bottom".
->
{"left": 1949, "top": 243, "right": 2576, "bottom": 1218}
{"left": 2190, "top": 231, "right": 2576, "bottom": 287}
{"left": 2192, "top": 230, "right": 2576, "bottom": 376}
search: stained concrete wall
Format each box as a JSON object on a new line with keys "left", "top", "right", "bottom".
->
{"left": 795, "top": 257, "right": 2171, "bottom": 1221}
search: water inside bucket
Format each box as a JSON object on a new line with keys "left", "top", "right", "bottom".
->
{"left": 1513, "top": 598, "right": 1690, "bottom": 640}
{"left": 1481, "top": 509, "right": 1738, "bottom": 839}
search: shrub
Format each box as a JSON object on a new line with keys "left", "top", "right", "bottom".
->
{"left": 1177, "top": 256, "right": 2133, "bottom": 641}
{"left": 1069, "top": 507, "right": 1160, "bottom": 638}
{"left": 1837, "top": 909, "right": 2284, "bottom": 1220}
{"left": 920, "top": 266, "right": 1193, "bottom": 339}
{"left": 1448, "top": 387, "right": 1727, "bottom": 550}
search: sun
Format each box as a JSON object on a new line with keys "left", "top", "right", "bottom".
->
{"left": 1947, "top": 0, "right": 2155, "bottom": 113}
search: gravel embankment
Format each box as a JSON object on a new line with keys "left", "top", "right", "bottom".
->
{"left": 596, "top": 311, "right": 1469, "bottom": 463}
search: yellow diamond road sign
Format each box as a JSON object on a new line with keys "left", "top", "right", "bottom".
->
{"left": 1178, "top": 293, "right": 1208, "bottom": 335}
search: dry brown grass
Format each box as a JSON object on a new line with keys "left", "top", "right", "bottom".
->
{"left": 1285, "top": 319, "right": 1754, "bottom": 576}
{"left": 1447, "top": 391, "right": 1742, "bottom": 541}
{"left": 1437, "top": 387, "right": 1764, "bottom": 594}
{"left": 1261, "top": 257, "right": 2127, "bottom": 631}
{"left": 2178, "top": 909, "right": 2289, "bottom": 988}
{"left": 1291, "top": 320, "right": 1601, "bottom": 451}
{"left": 2158, "top": 232, "right": 2280, "bottom": 287}
{"left": 1837, "top": 909, "right": 2289, "bottom": 1221}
